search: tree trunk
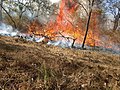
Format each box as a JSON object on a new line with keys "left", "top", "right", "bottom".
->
{"left": 0, "top": 0, "right": 3, "bottom": 23}
{"left": 113, "top": 9, "right": 120, "bottom": 31}
{"left": 82, "top": 0, "right": 95, "bottom": 49}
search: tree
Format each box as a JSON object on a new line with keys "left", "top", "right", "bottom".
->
{"left": 102, "top": 0, "right": 120, "bottom": 31}
{"left": 81, "top": 0, "right": 95, "bottom": 49}
{"left": 0, "top": 0, "right": 3, "bottom": 23}
{"left": 1, "top": 0, "right": 56, "bottom": 31}
{"left": 113, "top": 1, "right": 120, "bottom": 31}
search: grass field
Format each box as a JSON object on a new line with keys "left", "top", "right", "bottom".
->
{"left": 0, "top": 36, "right": 120, "bottom": 90}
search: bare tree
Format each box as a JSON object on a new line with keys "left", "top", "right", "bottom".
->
{"left": 103, "top": 0, "right": 120, "bottom": 31}
{"left": 0, "top": 0, "right": 3, "bottom": 23}
{"left": 113, "top": 1, "right": 120, "bottom": 31}
{"left": 82, "top": 0, "right": 95, "bottom": 49}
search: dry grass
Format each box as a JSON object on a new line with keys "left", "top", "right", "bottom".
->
{"left": 0, "top": 36, "right": 120, "bottom": 90}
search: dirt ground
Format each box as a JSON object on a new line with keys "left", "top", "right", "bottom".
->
{"left": 0, "top": 36, "right": 120, "bottom": 90}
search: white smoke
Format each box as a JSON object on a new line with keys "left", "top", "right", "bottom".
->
{"left": 0, "top": 23, "right": 19, "bottom": 36}
{"left": 49, "top": 0, "right": 60, "bottom": 4}
{"left": 0, "top": 22, "right": 119, "bottom": 54}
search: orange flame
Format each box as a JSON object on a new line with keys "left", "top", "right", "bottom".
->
{"left": 27, "top": 0, "right": 104, "bottom": 48}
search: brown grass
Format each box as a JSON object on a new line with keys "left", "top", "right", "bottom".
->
{"left": 0, "top": 36, "right": 120, "bottom": 90}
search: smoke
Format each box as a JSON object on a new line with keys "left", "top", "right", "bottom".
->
{"left": 47, "top": 39, "right": 73, "bottom": 48}
{"left": 49, "top": 0, "right": 60, "bottom": 4}
{"left": 0, "top": 23, "right": 19, "bottom": 36}
{"left": 0, "top": 22, "right": 119, "bottom": 54}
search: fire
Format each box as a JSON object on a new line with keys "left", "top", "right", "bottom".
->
{"left": 27, "top": 0, "right": 104, "bottom": 48}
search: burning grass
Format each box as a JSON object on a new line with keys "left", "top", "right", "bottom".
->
{"left": 0, "top": 36, "right": 120, "bottom": 90}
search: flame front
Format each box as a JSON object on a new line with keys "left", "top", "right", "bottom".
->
{"left": 28, "top": 0, "right": 117, "bottom": 50}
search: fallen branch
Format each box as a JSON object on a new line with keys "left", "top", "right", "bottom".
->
{"left": 31, "top": 32, "right": 77, "bottom": 48}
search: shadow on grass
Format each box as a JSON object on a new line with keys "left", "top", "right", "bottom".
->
{"left": 0, "top": 40, "right": 25, "bottom": 51}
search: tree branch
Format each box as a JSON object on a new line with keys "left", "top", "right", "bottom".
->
{"left": 1, "top": 4, "right": 17, "bottom": 28}
{"left": 77, "top": 2, "right": 89, "bottom": 16}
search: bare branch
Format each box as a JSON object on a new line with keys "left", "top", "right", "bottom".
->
{"left": 77, "top": 2, "right": 89, "bottom": 16}
{"left": 1, "top": 4, "right": 17, "bottom": 28}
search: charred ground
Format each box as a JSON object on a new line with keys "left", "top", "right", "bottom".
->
{"left": 0, "top": 36, "right": 120, "bottom": 90}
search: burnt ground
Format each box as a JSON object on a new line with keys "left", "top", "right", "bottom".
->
{"left": 0, "top": 36, "right": 120, "bottom": 90}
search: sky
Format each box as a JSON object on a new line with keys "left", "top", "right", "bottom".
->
{"left": 49, "top": 0, "right": 60, "bottom": 3}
